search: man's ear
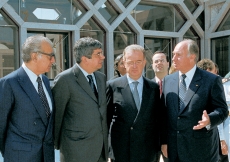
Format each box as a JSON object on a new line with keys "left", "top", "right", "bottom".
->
{"left": 31, "top": 53, "right": 37, "bottom": 61}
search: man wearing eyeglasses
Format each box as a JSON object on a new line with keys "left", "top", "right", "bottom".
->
{"left": 0, "top": 35, "right": 55, "bottom": 162}
{"left": 52, "top": 37, "right": 108, "bottom": 162}
{"left": 107, "top": 44, "right": 166, "bottom": 162}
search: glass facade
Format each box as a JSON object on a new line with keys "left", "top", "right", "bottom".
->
{"left": 131, "top": 2, "right": 185, "bottom": 32}
{"left": 0, "top": 10, "right": 19, "bottom": 78}
{"left": 8, "top": 0, "right": 87, "bottom": 25}
{"left": 0, "top": 0, "right": 229, "bottom": 80}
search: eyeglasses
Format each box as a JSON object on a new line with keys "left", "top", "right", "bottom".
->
{"left": 37, "top": 51, "right": 55, "bottom": 60}
{"left": 92, "top": 51, "right": 104, "bottom": 57}
{"left": 126, "top": 60, "right": 143, "bottom": 66}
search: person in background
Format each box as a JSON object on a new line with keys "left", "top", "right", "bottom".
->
{"left": 52, "top": 37, "right": 108, "bottom": 162}
{"left": 107, "top": 44, "right": 167, "bottom": 162}
{"left": 0, "top": 35, "right": 55, "bottom": 162}
{"left": 169, "top": 64, "right": 177, "bottom": 74}
{"left": 197, "top": 58, "right": 216, "bottom": 74}
{"left": 151, "top": 51, "right": 169, "bottom": 162}
{"left": 110, "top": 54, "right": 126, "bottom": 80}
{"left": 162, "top": 39, "right": 228, "bottom": 162}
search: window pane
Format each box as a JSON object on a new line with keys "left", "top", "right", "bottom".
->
{"left": 27, "top": 32, "right": 70, "bottom": 80}
{"left": 184, "top": 0, "right": 199, "bottom": 13}
{"left": 8, "top": 0, "right": 87, "bottom": 25}
{"left": 0, "top": 10, "right": 19, "bottom": 78}
{"left": 212, "top": 37, "right": 229, "bottom": 77}
{"left": 217, "top": 9, "right": 230, "bottom": 31}
{"left": 98, "top": 1, "right": 119, "bottom": 24}
{"left": 119, "top": 0, "right": 132, "bottom": 7}
{"left": 132, "top": 3, "right": 185, "bottom": 32}
{"left": 144, "top": 38, "right": 171, "bottom": 79}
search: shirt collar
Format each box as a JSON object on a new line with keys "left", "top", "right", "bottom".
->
{"left": 76, "top": 63, "right": 95, "bottom": 79}
{"left": 126, "top": 75, "right": 144, "bottom": 85}
{"left": 22, "top": 62, "right": 42, "bottom": 84}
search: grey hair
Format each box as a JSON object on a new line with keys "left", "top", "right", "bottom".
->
{"left": 123, "top": 44, "right": 146, "bottom": 61}
{"left": 74, "top": 37, "right": 102, "bottom": 64}
{"left": 22, "top": 35, "right": 53, "bottom": 62}
{"left": 184, "top": 39, "right": 199, "bottom": 62}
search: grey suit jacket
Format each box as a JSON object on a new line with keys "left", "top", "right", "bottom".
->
{"left": 52, "top": 64, "right": 108, "bottom": 162}
{"left": 163, "top": 68, "right": 228, "bottom": 162}
{"left": 0, "top": 67, "right": 54, "bottom": 162}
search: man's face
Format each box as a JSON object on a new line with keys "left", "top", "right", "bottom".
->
{"left": 35, "top": 41, "right": 55, "bottom": 75}
{"left": 87, "top": 48, "right": 105, "bottom": 72}
{"left": 124, "top": 50, "right": 146, "bottom": 80}
{"left": 172, "top": 41, "right": 195, "bottom": 73}
{"left": 152, "top": 53, "right": 169, "bottom": 74}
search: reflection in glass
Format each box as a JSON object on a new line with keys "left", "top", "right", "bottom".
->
{"left": 8, "top": 0, "right": 86, "bottom": 25}
{"left": 0, "top": 10, "right": 19, "bottom": 78}
{"left": 197, "top": 11, "right": 204, "bottom": 30}
{"left": 212, "top": 37, "right": 229, "bottom": 77}
{"left": 98, "top": 1, "right": 119, "bottom": 24}
{"left": 131, "top": 2, "right": 185, "bottom": 32}
{"left": 184, "top": 0, "right": 199, "bottom": 13}
{"left": 114, "top": 21, "right": 135, "bottom": 57}
{"left": 217, "top": 10, "right": 230, "bottom": 31}
{"left": 144, "top": 38, "right": 171, "bottom": 79}
{"left": 119, "top": 0, "right": 132, "bottom": 7}
{"left": 89, "top": 0, "right": 97, "bottom": 5}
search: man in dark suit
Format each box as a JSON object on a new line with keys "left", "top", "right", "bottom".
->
{"left": 52, "top": 37, "right": 108, "bottom": 162}
{"left": 0, "top": 35, "right": 55, "bottom": 162}
{"left": 107, "top": 44, "right": 166, "bottom": 162}
{"left": 152, "top": 51, "right": 169, "bottom": 162}
{"left": 162, "top": 39, "right": 228, "bottom": 162}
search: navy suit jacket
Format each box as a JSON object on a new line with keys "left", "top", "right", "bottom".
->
{"left": 163, "top": 68, "right": 228, "bottom": 162}
{"left": 107, "top": 75, "right": 166, "bottom": 162}
{"left": 0, "top": 67, "right": 54, "bottom": 162}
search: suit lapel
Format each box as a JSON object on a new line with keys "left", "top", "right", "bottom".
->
{"left": 17, "top": 67, "right": 48, "bottom": 126}
{"left": 179, "top": 68, "right": 202, "bottom": 114}
{"left": 169, "top": 72, "right": 180, "bottom": 114}
{"left": 134, "top": 78, "right": 153, "bottom": 123}
{"left": 73, "top": 64, "right": 98, "bottom": 103}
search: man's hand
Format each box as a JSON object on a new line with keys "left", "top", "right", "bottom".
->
{"left": 220, "top": 140, "right": 228, "bottom": 155}
{"left": 161, "top": 144, "right": 168, "bottom": 158}
{"left": 193, "top": 110, "right": 210, "bottom": 130}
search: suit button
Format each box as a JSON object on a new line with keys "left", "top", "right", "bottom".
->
{"left": 34, "top": 122, "right": 37, "bottom": 125}
{"left": 178, "top": 117, "right": 180, "bottom": 119}
{"left": 131, "top": 127, "right": 133, "bottom": 130}
{"left": 177, "top": 131, "right": 179, "bottom": 133}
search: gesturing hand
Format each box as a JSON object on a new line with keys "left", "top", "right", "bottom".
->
{"left": 193, "top": 110, "right": 210, "bottom": 130}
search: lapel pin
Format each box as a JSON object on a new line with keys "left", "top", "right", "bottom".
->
{"left": 196, "top": 85, "right": 199, "bottom": 86}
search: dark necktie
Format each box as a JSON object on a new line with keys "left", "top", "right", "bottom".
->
{"left": 179, "top": 74, "right": 187, "bottom": 111}
{"left": 132, "top": 81, "right": 140, "bottom": 111}
{"left": 87, "top": 75, "right": 98, "bottom": 99}
{"left": 158, "top": 80, "right": 163, "bottom": 96}
{"left": 37, "top": 76, "right": 51, "bottom": 118}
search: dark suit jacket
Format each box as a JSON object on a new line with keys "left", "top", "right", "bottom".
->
{"left": 163, "top": 68, "right": 228, "bottom": 162}
{"left": 52, "top": 64, "right": 108, "bottom": 162}
{"left": 0, "top": 67, "right": 54, "bottom": 162}
{"left": 107, "top": 75, "right": 166, "bottom": 162}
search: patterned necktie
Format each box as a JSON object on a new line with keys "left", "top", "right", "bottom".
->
{"left": 37, "top": 76, "right": 51, "bottom": 118}
{"left": 132, "top": 81, "right": 140, "bottom": 111}
{"left": 179, "top": 74, "right": 187, "bottom": 111}
{"left": 87, "top": 75, "right": 98, "bottom": 99}
{"left": 158, "top": 80, "right": 163, "bottom": 95}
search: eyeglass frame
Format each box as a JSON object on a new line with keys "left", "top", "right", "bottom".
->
{"left": 37, "top": 51, "right": 55, "bottom": 60}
